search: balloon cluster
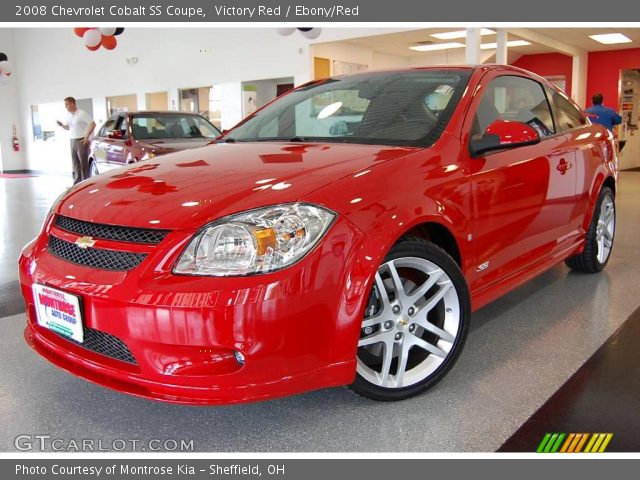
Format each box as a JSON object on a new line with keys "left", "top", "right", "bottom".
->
{"left": 277, "top": 28, "right": 322, "bottom": 40}
{"left": 74, "top": 27, "right": 125, "bottom": 51}
{"left": 0, "top": 51, "right": 13, "bottom": 80}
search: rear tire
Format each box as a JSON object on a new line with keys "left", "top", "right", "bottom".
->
{"left": 565, "top": 186, "right": 615, "bottom": 273}
{"left": 349, "top": 237, "right": 470, "bottom": 401}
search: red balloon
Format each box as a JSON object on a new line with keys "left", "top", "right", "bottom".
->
{"left": 101, "top": 35, "right": 117, "bottom": 50}
{"left": 74, "top": 27, "right": 90, "bottom": 37}
{"left": 86, "top": 44, "right": 100, "bottom": 51}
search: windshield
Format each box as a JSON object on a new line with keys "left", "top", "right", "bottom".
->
{"left": 132, "top": 114, "right": 221, "bottom": 140}
{"left": 225, "top": 70, "right": 471, "bottom": 147}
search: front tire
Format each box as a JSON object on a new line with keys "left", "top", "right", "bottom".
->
{"left": 565, "top": 186, "right": 615, "bottom": 273}
{"left": 350, "top": 237, "right": 470, "bottom": 401}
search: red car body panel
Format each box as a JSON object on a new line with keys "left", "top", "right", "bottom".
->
{"left": 19, "top": 65, "right": 617, "bottom": 404}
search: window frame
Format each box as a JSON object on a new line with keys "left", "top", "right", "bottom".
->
{"left": 467, "top": 73, "right": 562, "bottom": 156}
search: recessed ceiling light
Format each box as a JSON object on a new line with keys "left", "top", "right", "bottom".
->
{"left": 589, "top": 33, "right": 632, "bottom": 45}
{"left": 480, "top": 40, "right": 532, "bottom": 50}
{"left": 409, "top": 42, "right": 466, "bottom": 52}
{"left": 430, "top": 28, "right": 495, "bottom": 40}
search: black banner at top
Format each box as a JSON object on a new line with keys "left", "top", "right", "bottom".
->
{"left": 3, "top": 0, "right": 640, "bottom": 22}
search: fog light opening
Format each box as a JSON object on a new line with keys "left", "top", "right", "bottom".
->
{"left": 234, "top": 350, "right": 245, "bottom": 365}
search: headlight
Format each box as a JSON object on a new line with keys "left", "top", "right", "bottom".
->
{"left": 141, "top": 149, "right": 156, "bottom": 160}
{"left": 173, "top": 203, "right": 336, "bottom": 276}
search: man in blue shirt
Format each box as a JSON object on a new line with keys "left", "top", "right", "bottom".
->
{"left": 586, "top": 93, "right": 622, "bottom": 131}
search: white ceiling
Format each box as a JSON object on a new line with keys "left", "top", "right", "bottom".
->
{"left": 337, "top": 27, "right": 640, "bottom": 60}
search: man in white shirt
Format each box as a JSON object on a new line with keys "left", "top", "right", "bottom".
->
{"left": 56, "top": 97, "right": 96, "bottom": 184}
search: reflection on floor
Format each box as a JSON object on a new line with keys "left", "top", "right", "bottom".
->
{"left": 0, "top": 172, "right": 639, "bottom": 452}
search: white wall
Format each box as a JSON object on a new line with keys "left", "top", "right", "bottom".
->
{"left": 408, "top": 49, "right": 496, "bottom": 67}
{"left": 6, "top": 27, "right": 412, "bottom": 171}
{"left": 311, "top": 42, "right": 410, "bottom": 74}
{"left": 243, "top": 77, "right": 293, "bottom": 109}
{"left": 372, "top": 52, "right": 410, "bottom": 70}
{"left": 0, "top": 29, "right": 26, "bottom": 172}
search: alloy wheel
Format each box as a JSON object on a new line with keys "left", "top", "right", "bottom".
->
{"left": 356, "top": 257, "right": 461, "bottom": 389}
{"left": 595, "top": 193, "right": 615, "bottom": 264}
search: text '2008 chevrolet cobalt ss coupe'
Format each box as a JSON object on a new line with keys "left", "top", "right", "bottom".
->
{"left": 20, "top": 65, "right": 617, "bottom": 404}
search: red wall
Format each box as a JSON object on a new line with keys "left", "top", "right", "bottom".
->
{"left": 587, "top": 48, "right": 640, "bottom": 110}
{"left": 512, "top": 53, "right": 573, "bottom": 94}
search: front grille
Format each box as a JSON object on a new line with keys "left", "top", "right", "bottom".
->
{"left": 55, "top": 215, "right": 169, "bottom": 244}
{"left": 48, "top": 236, "right": 146, "bottom": 271}
{"left": 53, "top": 327, "right": 137, "bottom": 364}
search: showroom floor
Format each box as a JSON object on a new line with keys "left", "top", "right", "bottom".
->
{"left": 1, "top": 172, "right": 639, "bottom": 452}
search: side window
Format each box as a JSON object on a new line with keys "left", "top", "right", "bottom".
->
{"left": 118, "top": 116, "right": 129, "bottom": 139}
{"left": 473, "top": 75, "right": 555, "bottom": 139}
{"left": 552, "top": 91, "right": 587, "bottom": 131}
{"left": 98, "top": 117, "right": 118, "bottom": 137}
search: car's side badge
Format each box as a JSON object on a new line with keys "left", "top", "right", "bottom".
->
{"left": 476, "top": 261, "right": 490, "bottom": 272}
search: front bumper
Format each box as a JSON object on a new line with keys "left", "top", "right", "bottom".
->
{"left": 19, "top": 216, "right": 385, "bottom": 405}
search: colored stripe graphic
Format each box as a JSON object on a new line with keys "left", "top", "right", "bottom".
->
{"left": 584, "top": 434, "right": 598, "bottom": 453}
{"left": 575, "top": 433, "right": 589, "bottom": 452}
{"left": 560, "top": 433, "right": 575, "bottom": 453}
{"left": 598, "top": 434, "right": 613, "bottom": 452}
{"left": 538, "top": 433, "right": 613, "bottom": 453}
{"left": 568, "top": 434, "right": 582, "bottom": 452}
{"left": 536, "top": 433, "right": 552, "bottom": 453}
{"left": 550, "top": 433, "right": 565, "bottom": 453}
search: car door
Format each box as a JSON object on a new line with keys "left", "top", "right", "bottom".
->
{"left": 463, "top": 73, "right": 577, "bottom": 292}
{"left": 106, "top": 115, "right": 128, "bottom": 165}
{"left": 549, "top": 88, "right": 597, "bottom": 234}
{"left": 92, "top": 116, "right": 118, "bottom": 168}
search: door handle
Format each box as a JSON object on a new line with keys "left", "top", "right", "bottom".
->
{"left": 556, "top": 158, "right": 572, "bottom": 175}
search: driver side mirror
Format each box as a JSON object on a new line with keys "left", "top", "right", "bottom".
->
{"left": 470, "top": 119, "right": 540, "bottom": 157}
{"left": 107, "top": 130, "right": 126, "bottom": 140}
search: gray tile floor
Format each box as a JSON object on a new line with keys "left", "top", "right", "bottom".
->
{"left": 1, "top": 173, "right": 639, "bottom": 452}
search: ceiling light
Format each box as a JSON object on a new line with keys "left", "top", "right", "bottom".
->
{"left": 409, "top": 42, "right": 466, "bottom": 52}
{"left": 430, "top": 28, "right": 495, "bottom": 40}
{"left": 589, "top": 33, "right": 632, "bottom": 45}
{"left": 481, "top": 40, "right": 532, "bottom": 50}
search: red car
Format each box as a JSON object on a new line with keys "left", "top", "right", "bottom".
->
{"left": 20, "top": 66, "right": 617, "bottom": 404}
{"left": 89, "top": 111, "right": 221, "bottom": 174}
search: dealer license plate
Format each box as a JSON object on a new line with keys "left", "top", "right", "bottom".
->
{"left": 32, "top": 284, "right": 84, "bottom": 343}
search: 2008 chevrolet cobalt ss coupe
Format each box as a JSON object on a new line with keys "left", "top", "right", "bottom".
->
{"left": 20, "top": 66, "right": 617, "bottom": 404}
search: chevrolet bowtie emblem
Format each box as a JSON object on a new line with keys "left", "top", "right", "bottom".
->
{"left": 398, "top": 318, "right": 409, "bottom": 327}
{"left": 75, "top": 236, "right": 96, "bottom": 249}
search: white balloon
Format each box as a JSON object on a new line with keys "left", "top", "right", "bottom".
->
{"left": 300, "top": 28, "right": 322, "bottom": 40}
{"left": 277, "top": 28, "right": 296, "bottom": 36}
{"left": 83, "top": 29, "right": 102, "bottom": 48}
{"left": 0, "top": 60, "right": 12, "bottom": 76}
{"left": 99, "top": 28, "right": 117, "bottom": 36}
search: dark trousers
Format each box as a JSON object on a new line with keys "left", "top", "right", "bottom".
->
{"left": 70, "top": 138, "right": 90, "bottom": 184}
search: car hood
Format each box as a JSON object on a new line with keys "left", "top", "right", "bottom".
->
{"left": 58, "top": 142, "right": 418, "bottom": 230}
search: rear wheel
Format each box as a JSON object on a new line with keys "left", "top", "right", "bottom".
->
{"left": 350, "top": 237, "right": 470, "bottom": 401}
{"left": 565, "top": 186, "right": 615, "bottom": 273}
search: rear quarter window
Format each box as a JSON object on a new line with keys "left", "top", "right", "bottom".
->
{"left": 552, "top": 91, "right": 587, "bottom": 131}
